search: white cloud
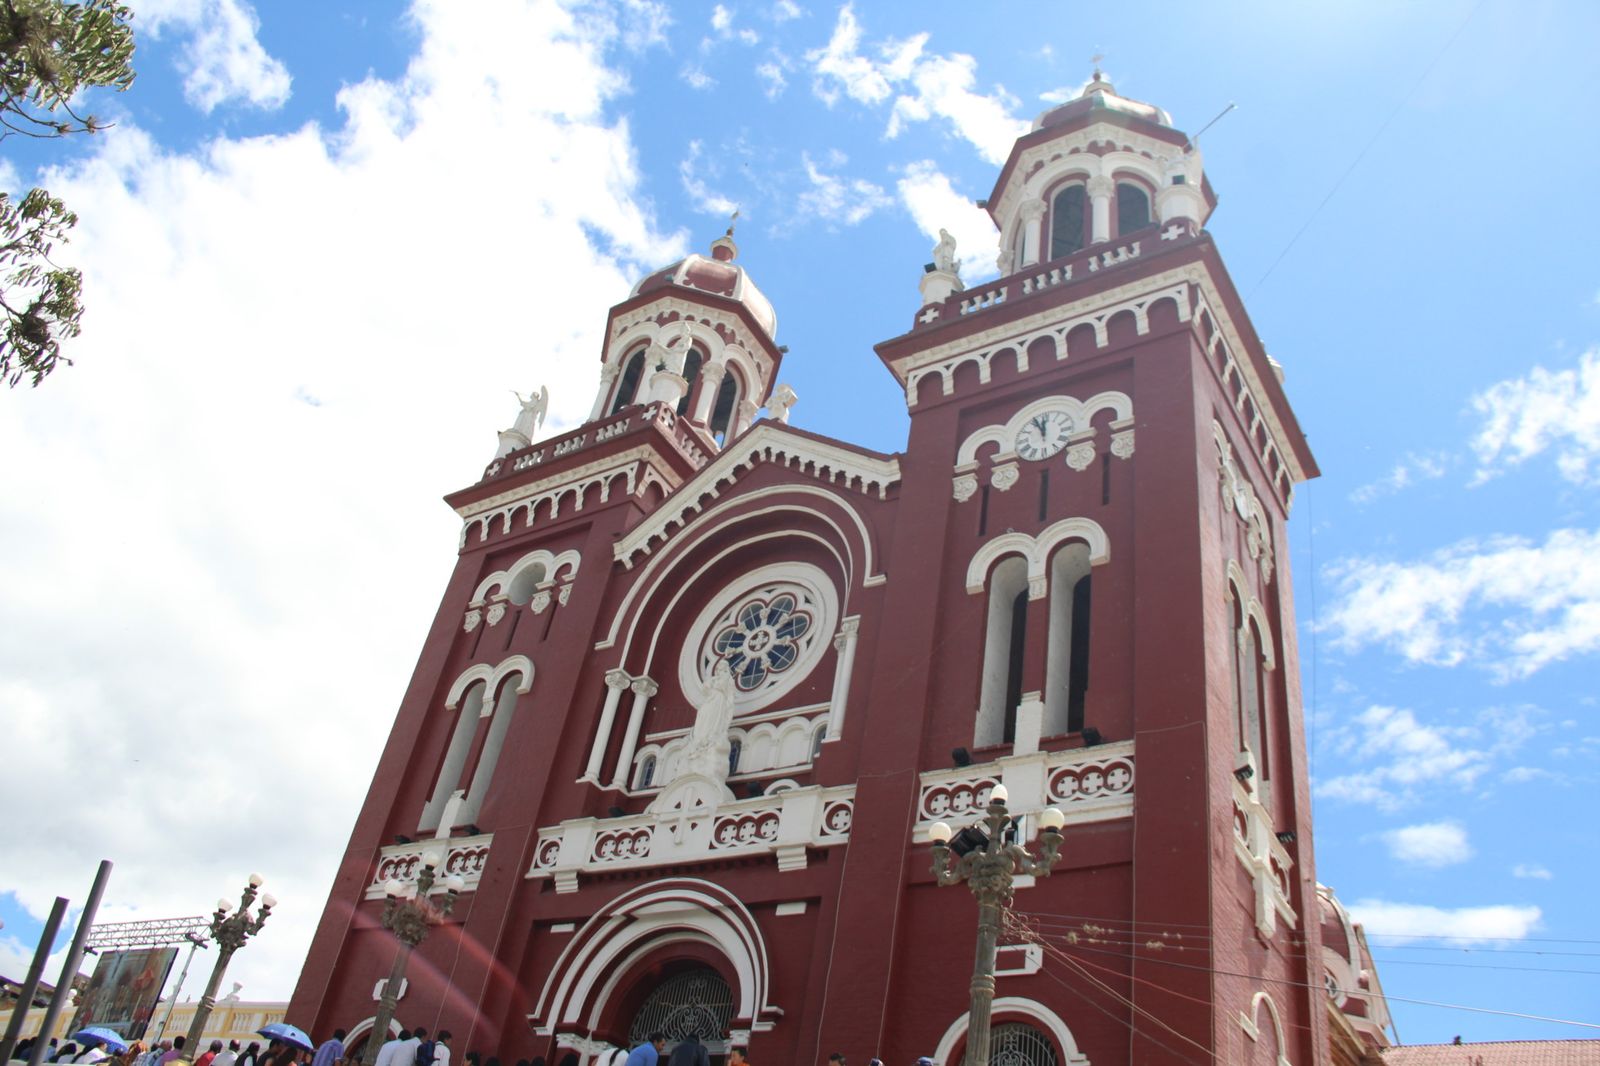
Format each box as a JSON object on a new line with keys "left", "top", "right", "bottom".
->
{"left": 896, "top": 159, "right": 998, "bottom": 280}
{"left": 613, "top": 0, "right": 673, "bottom": 52}
{"left": 795, "top": 150, "right": 891, "bottom": 227}
{"left": 770, "top": 0, "right": 803, "bottom": 21}
{"left": 0, "top": 0, "right": 682, "bottom": 1000}
{"left": 680, "top": 139, "right": 739, "bottom": 216}
{"left": 712, "top": 3, "right": 734, "bottom": 32}
{"left": 805, "top": 6, "right": 1026, "bottom": 164}
{"left": 1512, "top": 863, "right": 1554, "bottom": 880}
{"left": 1349, "top": 899, "right": 1542, "bottom": 943}
{"left": 1349, "top": 451, "right": 1450, "bottom": 504}
{"left": 1471, "top": 347, "right": 1600, "bottom": 485}
{"left": 1317, "top": 705, "right": 1495, "bottom": 809}
{"left": 756, "top": 60, "right": 788, "bottom": 98}
{"left": 682, "top": 64, "right": 717, "bottom": 90}
{"left": 1380, "top": 822, "right": 1473, "bottom": 867}
{"left": 1324, "top": 528, "right": 1600, "bottom": 679}
{"left": 138, "top": 0, "right": 291, "bottom": 113}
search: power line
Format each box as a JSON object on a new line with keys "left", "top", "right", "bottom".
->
{"left": 1247, "top": 0, "right": 1484, "bottom": 298}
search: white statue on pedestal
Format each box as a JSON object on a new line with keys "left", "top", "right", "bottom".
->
{"left": 933, "top": 228, "right": 959, "bottom": 274}
{"left": 647, "top": 661, "right": 738, "bottom": 815}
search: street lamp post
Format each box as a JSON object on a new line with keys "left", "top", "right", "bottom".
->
{"left": 360, "top": 851, "right": 464, "bottom": 1066}
{"left": 183, "top": 876, "right": 276, "bottom": 1058}
{"left": 928, "top": 785, "right": 1066, "bottom": 1066}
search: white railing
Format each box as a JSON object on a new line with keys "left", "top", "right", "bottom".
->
{"left": 527, "top": 783, "right": 855, "bottom": 892}
{"left": 912, "top": 740, "right": 1135, "bottom": 842}
{"left": 366, "top": 833, "right": 493, "bottom": 900}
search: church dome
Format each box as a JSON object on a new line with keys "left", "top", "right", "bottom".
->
{"left": 630, "top": 233, "right": 777, "bottom": 340}
{"left": 1033, "top": 71, "right": 1173, "bottom": 131}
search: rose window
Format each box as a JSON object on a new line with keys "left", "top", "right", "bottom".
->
{"left": 712, "top": 594, "right": 813, "bottom": 691}
{"left": 682, "top": 564, "right": 838, "bottom": 714}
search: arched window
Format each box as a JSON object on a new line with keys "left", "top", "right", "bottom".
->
{"left": 727, "top": 739, "right": 742, "bottom": 777}
{"left": 709, "top": 371, "right": 740, "bottom": 445}
{"left": 506, "top": 563, "right": 547, "bottom": 606}
{"left": 1049, "top": 184, "right": 1086, "bottom": 259}
{"left": 418, "top": 681, "right": 485, "bottom": 832}
{"left": 610, "top": 349, "right": 646, "bottom": 415}
{"left": 811, "top": 723, "right": 827, "bottom": 759}
{"left": 976, "top": 556, "right": 1030, "bottom": 747}
{"left": 1116, "top": 181, "right": 1151, "bottom": 236}
{"left": 677, "top": 348, "right": 704, "bottom": 416}
{"left": 460, "top": 678, "right": 523, "bottom": 822}
{"left": 965, "top": 1021, "right": 1059, "bottom": 1066}
{"left": 1043, "top": 543, "right": 1092, "bottom": 736}
{"left": 1229, "top": 583, "right": 1271, "bottom": 785}
{"left": 638, "top": 754, "right": 657, "bottom": 789}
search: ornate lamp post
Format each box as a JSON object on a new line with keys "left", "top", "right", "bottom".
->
{"left": 928, "top": 786, "right": 1066, "bottom": 1066}
{"left": 182, "top": 876, "right": 276, "bottom": 1058}
{"left": 360, "top": 850, "right": 464, "bottom": 1066}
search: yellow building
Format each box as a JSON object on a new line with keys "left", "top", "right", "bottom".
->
{"left": 0, "top": 993, "right": 287, "bottom": 1051}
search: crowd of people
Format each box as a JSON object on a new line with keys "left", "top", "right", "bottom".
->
{"left": 10, "top": 1027, "right": 938, "bottom": 1066}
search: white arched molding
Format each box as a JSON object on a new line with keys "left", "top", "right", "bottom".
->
{"left": 966, "top": 517, "right": 1111, "bottom": 601}
{"left": 445, "top": 654, "right": 536, "bottom": 709}
{"left": 598, "top": 483, "right": 883, "bottom": 653}
{"left": 1238, "top": 990, "right": 1293, "bottom": 1066}
{"left": 955, "top": 393, "right": 1134, "bottom": 496}
{"left": 344, "top": 1016, "right": 402, "bottom": 1049}
{"left": 605, "top": 319, "right": 767, "bottom": 413}
{"left": 470, "top": 548, "right": 582, "bottom": 606}
{"left": 1225, "top": 561, "right": 1277, "bottom": 671}
{"left": 932, "top": 996, "right": 1090, "bottom": 1066}
{"left": 528, "top": 878, "right": 779, "bottom": 1037}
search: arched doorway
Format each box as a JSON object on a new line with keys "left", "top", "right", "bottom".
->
{"left": 627, "top": 966, "right": 734, "bottom": 1059}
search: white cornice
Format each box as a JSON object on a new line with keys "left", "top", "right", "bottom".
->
{"left": 613, "top": 424, "right": 901, "bottom": 567}
{"left": 993, "top": 124, "right": 1191, "bottom": 224}
{"left": 455, "top": 445, "right": 673, "bottom": 520}
{"left": 889, "top": 262, "right": 1307, "bottom": 486}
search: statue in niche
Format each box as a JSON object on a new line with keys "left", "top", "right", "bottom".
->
{"left": 511, "top": 385, "right": 549, "bottom": 438}
{"left": 933, "top": 228, "right": 958, "bottom": 274}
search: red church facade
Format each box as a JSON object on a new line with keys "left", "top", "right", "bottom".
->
{"left": 289, "top": 75, "right": 1333, "bottom": 1066}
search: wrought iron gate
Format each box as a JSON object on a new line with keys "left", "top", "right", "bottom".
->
{"left": 627, "top": 967, "right": 735, "bottom": 1045}
{"left": 966, "top": 1022, "right": 1060, "bottom": 1066}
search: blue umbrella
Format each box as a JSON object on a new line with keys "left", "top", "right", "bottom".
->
{"left": 257, "top": 1023, "right": 314, "bottom": 1052}
{"left": 73, "top": 1029, "right": 129, "bottom": 1053}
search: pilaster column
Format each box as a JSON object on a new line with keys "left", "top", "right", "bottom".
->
{"left": 1087, "top": 175, "right": 1114, "bottom": 244}
{"left": 1019, "top": 200, "right": 1046, "bottom": 267}
{"left": 691, "top": 360, "right": 726, "bottom": 424}
{"left": 609, "top": 677, "right": 658, "bottom": 788}
{"left": 589, "top": 362, "right": 620, "bottom": 422}
{"left": 826, "top": 617, "right": 861, "bottom": 740}
{"left": 582, "top": 670, "right": 633, "bottom": 783}
{"left": 733, "top": 398, "right": 760, "bottom": 437}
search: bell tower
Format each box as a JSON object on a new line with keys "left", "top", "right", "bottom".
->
{"left": 837, "top": 73, "right": 1325, "bottom": 1063}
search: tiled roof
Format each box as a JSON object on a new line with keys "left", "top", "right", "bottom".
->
{"left": 1382, "top": 1041, "right": 1600, "bottom": 1066}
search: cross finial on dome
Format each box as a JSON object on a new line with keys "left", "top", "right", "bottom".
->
{"left": 1084, "top": 53, "right": 1114, "bottom": 97}
{"left": 711, "top": 208, "right": 741, "bottom": 262}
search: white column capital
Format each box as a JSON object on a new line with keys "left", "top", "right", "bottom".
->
{"left": 1087, "top": 175, "right": 1115, "bottom": 200}
{"left": 604, "top": 669, "right": 632, "bottom": 691}
{"left": 1020, "top": 199, "right": 1047, "bottom": 221}
{"left": 630, "top": 677, "right": 659, "bottom": 698}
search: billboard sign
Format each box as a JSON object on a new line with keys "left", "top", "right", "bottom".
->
{"left": 68, "top": 947, "right": 179, "bottom": 1039}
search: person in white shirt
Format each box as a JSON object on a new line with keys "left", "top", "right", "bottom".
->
{"left": 431, "top": 1033, "right": 451, "bottom": 1066}
{"left": 397, "top": 1030, "right": 423, "bottom": 1066}
{"left": 214, "top": 1042, "right": 239, "bottom": 1066}
{"left": 372, "top": 1032, "right": 411, "bottom": 1066}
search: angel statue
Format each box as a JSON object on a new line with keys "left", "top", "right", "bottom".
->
{"left": 933, "top": 227, "right": 959, "bottom": 274}
{"left": 511, "top": 385, "right": 549, "bottom": 438}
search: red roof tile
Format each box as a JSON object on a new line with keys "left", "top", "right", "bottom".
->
{"left": 1382, "top": 1040, "right": 1600, "bottom": 1066}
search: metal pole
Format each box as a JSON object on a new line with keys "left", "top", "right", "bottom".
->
{"left": 964, "top": 817, "right": 1007, "bottom": 1066}
{"left": 151, "top": 939, "right": 203, "bottom": 1045}
{"left": 180, "top": 942, "right": 238, "bottom": 1058}
{"left": 27, "top": 861, "right": 113, "bottom": 1066}
{"left": 359, "top": 942, "right": 414, "bottom": 1066}
{"left": 0, "top": 897, "right": 68, "bottom": 1063}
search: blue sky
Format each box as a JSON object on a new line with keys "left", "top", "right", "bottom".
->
{"left": 1, "top": 0, "right": 1597, "bottom": 1051}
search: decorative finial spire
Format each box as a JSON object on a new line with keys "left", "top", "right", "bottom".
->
{"left": 711, "top": 209, "right": 741, "bottom": 262}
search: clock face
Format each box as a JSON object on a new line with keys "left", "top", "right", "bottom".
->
{"left": 1014, "top": 410, "right": 1075, "bottom": 461}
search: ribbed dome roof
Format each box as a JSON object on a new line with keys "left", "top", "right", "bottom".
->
{"left": 1033, "top": 72, "right": 1173, "bottom": 131}
{"left": 630, "top": 234, "right": 777, "bottom": 339}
